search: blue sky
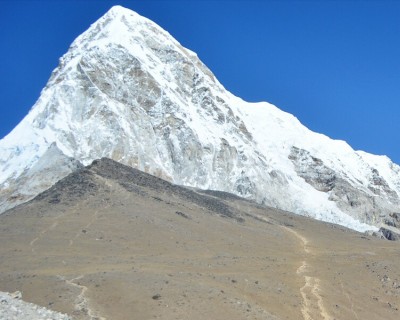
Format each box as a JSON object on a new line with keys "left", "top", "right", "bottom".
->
{"left": 1, "top": 0, "right": 399, "bottom": 164}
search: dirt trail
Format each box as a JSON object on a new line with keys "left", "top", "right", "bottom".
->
{"left": 282, "top": 226, "right": 332, "bottom": 320}
{"left": 29, "top": 205, "right": 79, "bottom": 253}
{"left": 59, "top": 275, "right": 106, "bottom": 320}
{"left": 29, "top": 221, "right": 59, "bottom": 253}
{"left": 69, "top": 205, "right": 108, "bottom": 247}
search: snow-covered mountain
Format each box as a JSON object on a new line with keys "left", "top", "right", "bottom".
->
{"left": 1, "top": 6, "right": 400, "bottom": 235}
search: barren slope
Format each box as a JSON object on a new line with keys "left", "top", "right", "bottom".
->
{"left": 0, "top": 158, "right": 399, "bottom": 319}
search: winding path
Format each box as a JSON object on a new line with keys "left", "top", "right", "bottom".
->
{"left": 282, "top": 226, "right": 332, "bottom": 320}
{"left": 29, "top": 221, "right": 59, "bottom": 253}
{"left": 59, "top": 275, "right": 106, "bottom": 320}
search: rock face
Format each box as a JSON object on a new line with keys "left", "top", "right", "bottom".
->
{"left": 379, "top": 227, "right": 400, "bottom": 241}
{"left": 1, "top": 5, "right": 400, "bottom": 235}
{"left": 288, "top": 147, "right": 400, "bottom": 229}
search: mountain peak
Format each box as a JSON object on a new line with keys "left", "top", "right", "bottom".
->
{"left": 1, "top": 7, "right": 400, "bottom": 236}
{"left": 107, "top": 5, "right": 134, "bottom": 15}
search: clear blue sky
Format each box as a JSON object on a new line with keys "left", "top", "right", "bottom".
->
{"left": 1, "top": 1, "right": 400, "bottom": 164}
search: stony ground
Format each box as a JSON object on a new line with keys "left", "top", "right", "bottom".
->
{"left": 0, "top": 291, "right": 71, "bottom": 320}
{"left": 0, "top": 159, "right": 399, "bottom": 319}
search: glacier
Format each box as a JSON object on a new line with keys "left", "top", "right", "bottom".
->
{"left": 1, "top": 5, "right": 400, "bottom": 235}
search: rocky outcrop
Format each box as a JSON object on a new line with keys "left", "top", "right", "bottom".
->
{"left": 379, "top": 227, "right": 400, "bottom": 241}
{"left": 385, "top": 212, "right": 400, "bottom": 228}
{"left": 289, "top": 146, "right": 400, "bottom": 239}
{"left": 288, "top": 146, "right": 337, "bottom": 192}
